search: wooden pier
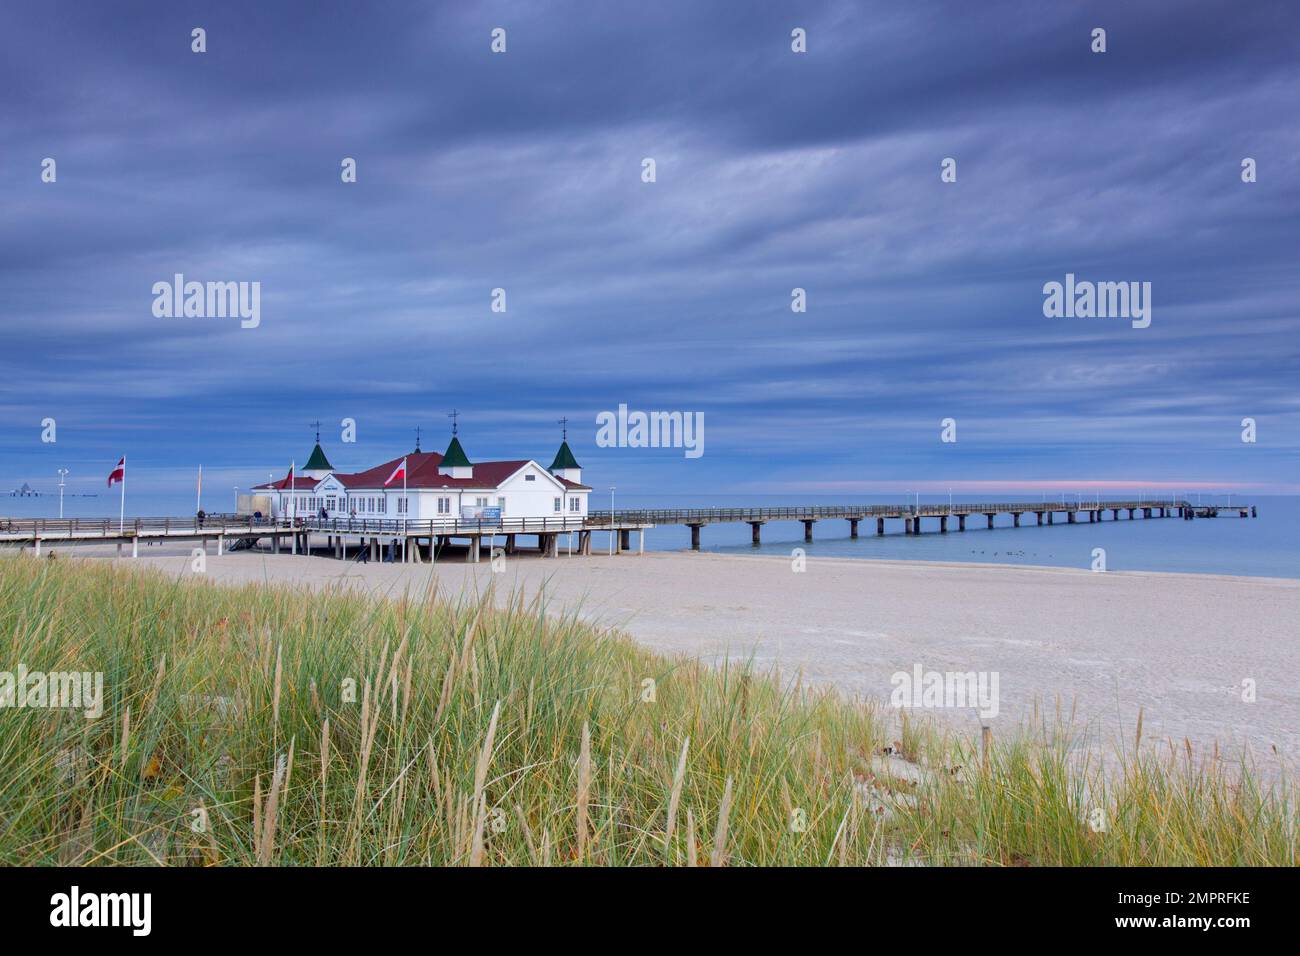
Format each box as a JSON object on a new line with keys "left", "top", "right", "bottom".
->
{"left": 590, "top": 500, "right": 1257, "bottom": 550}
{"left": 0, "top": 513, "right": 653, "bottom": 562}
{"left": 0, "top": 499, "right": 1256, "bottom": 559}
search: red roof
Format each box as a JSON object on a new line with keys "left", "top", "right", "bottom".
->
{"left": 252, "top": 473, "right": 325, "bottom": 491}
{"left": 256, "top": 451, "right": 589, "bottom": 491}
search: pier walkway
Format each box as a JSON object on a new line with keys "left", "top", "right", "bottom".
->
{"left": 591, "top": 499, "right": 1257, "bottom": 549}
{"left": 0, "top": 499, "right": 1257, "bottom": 559}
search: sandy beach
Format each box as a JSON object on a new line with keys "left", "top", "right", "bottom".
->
{"left": 38, "top": 539, "right": 1300, "bottom": 773}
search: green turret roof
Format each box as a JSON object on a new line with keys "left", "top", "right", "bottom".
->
{"left": 304, "top": 442, "right": 332, "bottom": 471}
{"left": 441, "top": 435, "right": 472, "bottom": 468}
{"left": 549, "top": 441, "right": 580, "bottom": 471}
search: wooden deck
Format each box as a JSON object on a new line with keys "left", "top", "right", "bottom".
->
{"left": 590, "top": 499, "right": 1257, "bottom": 548}
{"left": 0, "top": 499, "right": 1257, "bottom": 558}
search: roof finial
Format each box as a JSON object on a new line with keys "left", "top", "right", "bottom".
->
{"left": 310, "top": 420, "right": 322, "bottom": 443}
{"left": 558, "top": 416, "right": 569, "bottom": 441}
{"left": 414, "top": 425, "right": 422, "bottom": 452}
{"left": 448, "top": 409, "right": 460, "bottom": 436}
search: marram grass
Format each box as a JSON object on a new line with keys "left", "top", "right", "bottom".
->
{"left": 0, "top": 555, "right": 1293, "bottom": 866}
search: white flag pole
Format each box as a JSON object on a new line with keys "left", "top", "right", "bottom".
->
{"left": 119, "top": 456, "right": 126, "bottom": 533}
{"left": 196, "top": 464, "right": 203, "bottom": 514}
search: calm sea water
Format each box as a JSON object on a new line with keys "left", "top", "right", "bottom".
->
{"left": 5, "top": 491, "right": 1296, "bottom": 579}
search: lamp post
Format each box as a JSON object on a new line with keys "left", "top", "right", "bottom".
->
{"left": 234, "top": 486, "right": 239, "bottom": 512}
{"left": 947, "top": 487, "right": 953, "bottom": 510}
{"left": 609, "top": 486, "right": 616, "bottom": 556}
{"left": 57, "top": 468, "right": 68, "bottom": 519}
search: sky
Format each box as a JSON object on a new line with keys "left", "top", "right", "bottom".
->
{"left": 2, "top": 0, "right": 1298, "bottom": 506}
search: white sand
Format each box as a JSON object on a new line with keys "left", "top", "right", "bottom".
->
{"left": 39, "top": 539, "right": 1300, "bottom": 773}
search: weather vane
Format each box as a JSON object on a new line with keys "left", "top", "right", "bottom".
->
{"left": 558, "top": 416, "right": 569, "bottom": 441}
{"left": 448, "top": 409, "right": 460, "bottom": 435}
{"left": 310, "top": 420, "right": 322, "bottom": 443}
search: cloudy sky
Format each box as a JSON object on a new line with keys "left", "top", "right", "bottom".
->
{"left": 2, "top": 0, "right": 1297, "bottom": 503}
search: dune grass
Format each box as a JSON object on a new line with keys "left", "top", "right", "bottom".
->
{"left": 0, "top": 554, "right": 1293, "bottom": 866}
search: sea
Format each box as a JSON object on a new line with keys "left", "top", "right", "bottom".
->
{"left": 5, "top": 491, "right": 1297, "bottom": 580}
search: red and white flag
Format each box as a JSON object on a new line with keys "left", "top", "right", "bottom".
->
{"left": 284, "top": 463, "right": 295, "bottom": 486}
{"left": 384, "top": 457, "right": 407, "bottom": 486}
{"left": 107, "top": 457, "right": 125, "bottom": 487}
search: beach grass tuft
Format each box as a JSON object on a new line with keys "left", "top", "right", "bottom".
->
{"left": 0, "top": 555, "right": 1293, "bottom": 866}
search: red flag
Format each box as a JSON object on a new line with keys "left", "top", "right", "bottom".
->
{"left": 384, "top": 457, "right": 407, "bottom": 487}
{"left": 284, "top": 464, "right": 295, "bottom": 487}
{"left": 107, "top": 457, "right": 125, "bottom": 487}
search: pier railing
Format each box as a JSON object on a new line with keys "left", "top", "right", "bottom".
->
{"left": 588, "top": 500, "right": 1191, "bottom": 524}
{"left": 0, "top": 514, "right": 278, "bottom": 537}
{"left": 296, "top": 516, "right": 606, "bottom": 535}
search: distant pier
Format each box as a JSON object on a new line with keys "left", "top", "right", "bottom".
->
{"left": 590, "top": 499, "right": 1257, "bottom": 549}
{"left": 0, "top": 499, "right": 1257, "bottom": 559}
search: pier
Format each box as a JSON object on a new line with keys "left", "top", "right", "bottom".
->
{"left": 0, "top": 499, "right": 1257, "bottom": 559}
{"left": 0, "top": 513, "right": 652, "bottom": 562}
{"left": 590, "top": 499, "right": 1257, "bottom": 549}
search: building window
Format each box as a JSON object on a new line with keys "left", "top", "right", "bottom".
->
{"left": 497, "top": 496, "right": 506, "bottom": 514}
{"left": 437, "top": 497, "right": 450, "bottom": 514}
{"left": 525, "top": 474, "right": 535, "bottom": 482}
{"left": 569, "top": 497, "right": 580, "bottom": 512}
{"left": 476, "top": 497, "right": 488, "bottom": 507}
{"left": 553, "top": 497, "right": 561, "bottom": 513}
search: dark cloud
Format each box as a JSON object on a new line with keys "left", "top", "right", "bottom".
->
{"left": 1, "top": 0, "right": 1297, "bottom": 497}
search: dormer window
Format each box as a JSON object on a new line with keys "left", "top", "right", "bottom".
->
{"left": 525, "top": 474, "right": 535, "bottom": 481}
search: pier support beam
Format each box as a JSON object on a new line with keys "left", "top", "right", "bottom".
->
{"left": 639, "top": 530, "right": 645, "bottom": 554}
{"left": 1067, "top": 511, "right": 1076, "bottom": 524}
{"left": 505, "top": 534, "right": 517, "bottom": 555}
{"left": 940, "top": 515, "right": 948, "bottom": 533}
{"left": 689, "top": 524, "right": 702, "bottom": 551}
{"left": 904, "top": 518, "right": 913, "bottom": 535}
{"left": 749, "top": 521, "right": 764, "bottom": 546}
{"left": 802, "top": 520, "right": 814, "bottom": 542}
{"left": 619, "top": 529, "right": 631, "bottom": 552}
{"left": 1036, "top": 512, "right": 1043, "bottom": 526}
{"left": 1127, "top": 509, "right": 1135, "bottom": 519}
{"left": 849, "top": 519, "right": 859, "bottom": 538}
{"left": 132, "top": 537, "right": 139, "bottom": 559}
{"left": 985, "top": 513, "right": 995, "bottom": 529}
{"left": 1112, "top": 509, "right": 1119, "bottom": 520}
{"left": 1012, "top": 513, "right": 1021, "bottom": 527}
{"left": 959, "top": 514, "right": 967, "bottom": 531}
{"left": 217, "top": 535, "right": 224, "bottom": 556}
{"left": 877, "top": 517, "right": 885, "bottom": 535}
{"left": 1143, "top": 508, "right": 1152, "bottom": 519}
{"left": 1047, "top": 512, "right": 1054, "bottom": 525}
